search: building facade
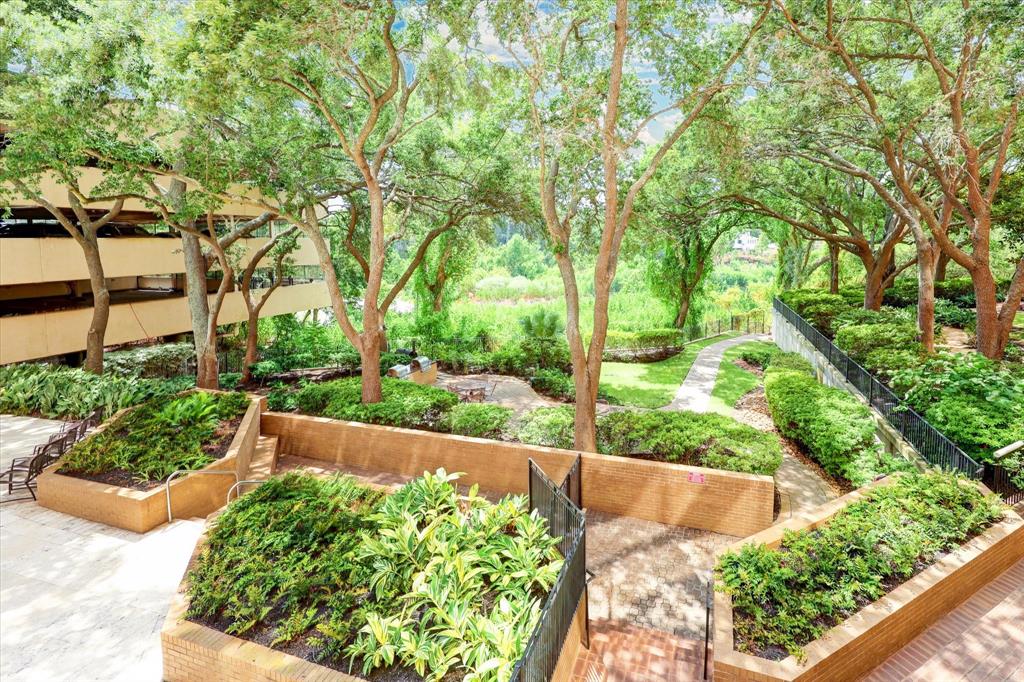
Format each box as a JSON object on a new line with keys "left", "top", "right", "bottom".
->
{"left": 1, "top": 168, "right": 331, "bottom": 365}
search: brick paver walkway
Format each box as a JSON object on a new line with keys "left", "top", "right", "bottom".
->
{"left": 864, "top": 559, "right": 1024, "bottom": 681}
{"left": 586, "top": 511, "right": 734, "bottom": 639}
{"left": 571, "top": 619, "right": 706, "bottom": 682}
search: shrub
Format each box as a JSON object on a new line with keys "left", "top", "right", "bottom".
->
{"left": 514, "top": 407, "right": 576, "bottom": 449}
{"left": 104, "top": 342, "right": 194, "bottom": 378}
{"left": 764, "top": 354, "right": 909, "bottom": 485}
{"left": 834, "top": 322, "right": 920, "bottom": 365}
{"left": 933, "top": 299, "right": 975, "bottom": 328}
{"left": 60, "top": 390, "right": 249, "bottom": 484}
{"left": 718, "top": 472, "right": 1004, "bottom": 661}
{"left": 186, "top": 470, "right": 561, "bottom": 680}
{"left": 596, "top": 411, "right": 782, "bottom": 476}
{"left": 249, "top": 359, "right": 283, "bottom": 379}
{"left": 891, "top": 353, "right": 1024, "bottom": 462}
{"left": 440, "top": 403, "right": 513, "bottom": 439}
{"left": 293, "top": 377, "right": 459, "bottom": 429}
{"left": 0, "top": 362, "right": 194, "bottom": 420}
{"left": 529, "top": 368, "right": 576, "bottom": 401}
{"left": 603, "top": 328, "right": 684, "bottom": 350}
{"left": 738, "top": 342, "right": 781, "bottom": 369}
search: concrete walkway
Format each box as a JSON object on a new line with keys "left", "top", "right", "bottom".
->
{"left": 662, "top": 334, "right": 769, "bottom": 412}
{"left": 0, "top": 414, "right": 205, "bottom": 681}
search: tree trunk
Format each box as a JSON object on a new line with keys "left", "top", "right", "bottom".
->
{"left": 674, "top": 293, "right": 691, "bottom": 328}
{"left": 916, "top": 243, "right": 937, "bottom": 353}
{"left": 241, "top": 311, "right": 259, "bottom": 384}
{"left": 360, "top": 332, "right": 382, "bottom": 402}
{"left": 828, "top": 243, "right": 840, "bottom": 293}
{"left": 81, "top": 238, "right": 109, "bottom": 374}
{"left": 181, "top": 233, "right": 219, "bottom": 388}
{"left": 863, "top": 251, "right": 889, "bottom": 310}
{"left": 934, "top": 252, "right": 951, "bottom": 282}
{"left": 573, "top": 385, "right": 598, "bottom": 453}
{"left": 432, "top": 288, "right": 444, "bottom": 312}
{"left": 973, "top": 266, "right": 1002, "bottom": 359}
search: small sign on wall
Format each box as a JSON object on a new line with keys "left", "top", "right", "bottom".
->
{"left": 688, "top": 472, "right": 706, "bottom": 484}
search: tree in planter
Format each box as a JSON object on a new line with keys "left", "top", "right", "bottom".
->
{"left": 175, "top": 0, "right": 515, "bottom": 403}
{"left": 769, "top": 0, "right": 1024, "bottom": 358}
{"left": 238, "top": 226, "right": 298, "bottom": 383}
{"left": 0, "top": 0, "right": 154, "bottom": 373}
{"left": 488, "top": 0, "right": 770, "bottom": 449}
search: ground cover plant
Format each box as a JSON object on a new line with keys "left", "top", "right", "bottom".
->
{"left": 0, "top": 362, "right": 194, "bottom": 421}
{"left": 186, "top": 470, "right": 563, "bottom": 681}
{"left": 763, "top": 353, "right": 911, "bottom": 486}
{"left": 717, "top": 472, "right": 1005, "bottom": 661}
{"left": 440, "top": 403, "right": 514, "bottom": 439}
{"left": 294, "top": 378, "right": 459, "bottom": 430}
{"left": 59, "top": 390, "right": 249, "bottom": 487}
{"left": 599, "top": 331, "right": 741, "bottom": 408}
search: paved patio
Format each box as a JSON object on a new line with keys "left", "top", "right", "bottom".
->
{"left": 0, "top": 414, "right": 205, "bottom": 682}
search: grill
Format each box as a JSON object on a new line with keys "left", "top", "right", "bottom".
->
{"left": 386, "top": 364, "right": 411, "bottom": 379}
{"left": 410, "top": 356, "right": 432, "bottom": 372}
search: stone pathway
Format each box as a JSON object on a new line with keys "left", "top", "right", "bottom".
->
{"left": 571, "top": 619, "right": 706, "bottom": 682}
{"left": 662, "top": 334, "right": 769, "bottom": 412}
{"left": 0, "top": 414, "right": 206, "bottom": 681}
{"left": 864, "top": 559, "right": 1024, "bottom": 682}
{"left": 435, "top": 372, "right": 558, "bottom": 415}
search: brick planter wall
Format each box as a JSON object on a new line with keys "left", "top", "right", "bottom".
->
{"left": 261, "top": 413, "right": 775, "bottom": 537}
{"left": 161, "top": 505, "right": 588, "bottom": 682}
{"left": 37, "top": 393, "right": 264, "bottom": 533}
{"left": 713, "top": 476, "right": 1024, "bottom": 682}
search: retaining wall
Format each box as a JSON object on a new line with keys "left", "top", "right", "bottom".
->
{"left": 261, "top": 413, "right": 775, "bottom": 537}
{"left": 771, "top": 308, "right": 923, "bottom": 464}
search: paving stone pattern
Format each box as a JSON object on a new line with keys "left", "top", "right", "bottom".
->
{"left": 585, "top": 511, "right": 735, "bottom": 639}
{"left": 865, "top": 559, "right": 1024, "bottom": 682}
{"left": 571, "top": 618, "right": 706, "bottom": 682}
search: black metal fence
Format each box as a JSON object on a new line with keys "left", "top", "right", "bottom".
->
{"left": 512, "top": 459, "right": 588, "bottom": 681}
{"left": 773, "top": 298, "right": 1024, "bottom": 504}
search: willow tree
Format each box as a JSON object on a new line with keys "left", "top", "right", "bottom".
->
{"left": 769, "top": 0, "right": 1023, "bottom": 357}
{"left": 488, "top": 0, "right": 769, "bottom": 450}
{"left": 0, "top": 0, "right": 154, "bottom": 373}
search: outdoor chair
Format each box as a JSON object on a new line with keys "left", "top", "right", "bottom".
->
{"left": 1, "top": 439, "right": 64, "bottom": 500}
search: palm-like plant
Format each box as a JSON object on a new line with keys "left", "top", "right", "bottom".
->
{"left": 519, "top": 310, "right": 564, "bottom": 339}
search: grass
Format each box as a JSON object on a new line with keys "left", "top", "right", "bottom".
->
{"left": 599, "top": 331, "right": 740, "bottom": 408}
{"left": 711, "top": 341, "right": 776, "bottom": 407}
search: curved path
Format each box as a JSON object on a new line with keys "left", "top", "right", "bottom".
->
{"left": 661, "top": 333, "right": 769, "bottom": 413}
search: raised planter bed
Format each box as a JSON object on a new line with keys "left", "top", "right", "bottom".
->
{"left": 161, "top": 473, "right": 588, "bottom": 682}
{"left": 37, "top": 392, "right": 264, "bottom": 533}
{"left": 262, "top": 412, "right": 776, "bottom": 537}
{"left": 713, "top": 476, "right": 1024, "bottom": 682}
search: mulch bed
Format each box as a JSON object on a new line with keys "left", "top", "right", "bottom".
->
{"left": 60, "top": 413, "right": 244, "bottom": 492}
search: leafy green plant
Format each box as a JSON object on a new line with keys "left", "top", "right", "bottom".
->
{"left": 104, "top": 342, "right": 195, "bottom": 378}
{"left": 59, "top": 390, "right": 249, "bottom": 484}
{"left": 519, "top": 309, "right": 563, "bottom": 339}
{"left": 717, "top": 472, "right": 1004, "bottom": 661}
{"left": 0, "top": 362, "right": 195, "bottom": 420}
{"left": 597, "top": 410, "right": 783, "bottom": 476}
{"left": 834, "top": 322, "right": 921, "bottom": 365}
{"left": 440, "top": 403, "right": 514, "bottom": 438}
{"left": 186, "top": 470, "right": 562, "bottom": 680}
{"left": 764, "top": 354, "right": 911, "bottom": 485}
{"left": 294, "top": 377, "right": 459, "bottom": 429}
{"left": 513, "top": 407, "right": 576, "bottom": 449}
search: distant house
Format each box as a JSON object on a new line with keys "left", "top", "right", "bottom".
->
{"left": 732, "top": 231, "right": 760, "bottom": 252}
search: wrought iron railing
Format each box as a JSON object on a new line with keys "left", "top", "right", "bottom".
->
{"left": 773, "top": 298, "right": 987, "bottom": 482}
{"left": 511, "top": 459, "right": 588, "bottom": 681}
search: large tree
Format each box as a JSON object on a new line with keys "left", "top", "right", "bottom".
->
{"left": 0, "top": 0, "right": 155, "bottom": 373}
{"left": 769, "top": 0, "right": 1023, "bottom": 357}
{"left": 174, "top": 0, "right": 514, "bottom": 401}
{"left": 489, "top": 0, "right": 769, "bottom": 449}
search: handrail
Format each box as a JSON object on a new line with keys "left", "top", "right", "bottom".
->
{"left": 165, "top": 469, "right": 238, "bottom": 523}
{"left": 226, "top": 479, "right": 265, "bottom": 504}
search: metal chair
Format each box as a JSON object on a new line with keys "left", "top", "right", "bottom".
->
{"left": 1, "top": 439, "right": 63, "bottom": 500}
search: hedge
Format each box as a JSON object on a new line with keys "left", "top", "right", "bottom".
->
{"left": 293, "top": 377, "right": 459, "bottom": 430}
{"left": 763, "top": 353, "right": 911, "bottom": 486}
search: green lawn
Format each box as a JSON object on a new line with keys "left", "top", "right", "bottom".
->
{"left": 711, "top": 340, "right": 778, "bottom": 407}
{"left": 599, "top": 332, "right": 740, "bottom": 408}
